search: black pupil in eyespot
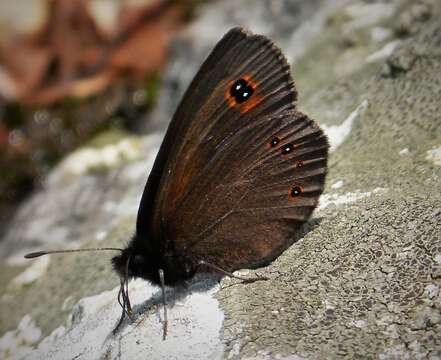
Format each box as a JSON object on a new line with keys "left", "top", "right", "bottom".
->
{"left": 291, "top": 186, "right": 302, "bottom": 197}
{"left": 282, "top": 144, "right": 293, "bottom": 155}
{"left": 230, "top": 78, "right": 254, "bottom": 103}
{"left": 270, "top": 137, "right": 280, "bottom": 147}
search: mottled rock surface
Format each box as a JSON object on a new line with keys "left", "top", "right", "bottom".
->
{"left": 1, "top": 0, "right": 441, "bottom": 359}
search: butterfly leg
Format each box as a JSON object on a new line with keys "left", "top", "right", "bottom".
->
{"left": 113, "top": 276, "right": 133, "bottom": 334}
{"left": 197, "top": 260, "right": 268, "bottom": 283}
{"left": 158, "top": 269, "right": 168, "bottom": 340}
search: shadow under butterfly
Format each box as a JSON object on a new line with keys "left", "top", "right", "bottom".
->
{"left": 25, "top": 27, "right": 329, "bottom": 339}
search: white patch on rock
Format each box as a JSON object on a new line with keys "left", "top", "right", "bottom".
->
{"left": 94, "top": 230, "right": 108, "bottom": 241}
{"left": 285, "top": 0, "right": 349, "bottom": 63}
{"left": 366, "top": 40, "right": 401, "bottom": 63}
{"left": 385, "top": 324, "right": 401, "bottom": 340}
{"left": 323, "top": 299, "right": 336, "bottom": 310}
{"left": 23, "top": 278, "right": 224, "bottom": 360}
{"left": 59, "top": 138, "right": 142, "bottom": 176}
{"left": 424, "top": 284, "right": 439, "bottom": 299}
{"left": 344, "top": 3, "right": 396, "bottom": 30}
{"left": 376, "top": 314, "right": 394, "bottom": 327}
{"left": 397, "top": 246, "right": 414, "bottom": 260}
{"left": 61, "top": 296, "right": 74, "bottom": 311}
{"left": 228, "top": 342, "right": 242, "bottom": 359}
{"left": 370, "top": 27, "right": 392, "bottom": 43}
{"left": 379, "top": 344, "right": 408, "bottom": 360}
{"left": 426, "top": 146, "right": 441, "bottom": 166}
{"left": 435, "top": 254, "right": 441, "bottom": 265}
{"left": 6, "top": 253, "right": 32, "bottom": 267}
{"left": 408, "top": 340, "right": 427, "bottom": 359}
{"left": 318, "top": 188, "right": 386, "bottom": 211}
{"left": 11, "top": 256, "right": 50, "bottom": 286}
{"left": 399, "top": 148, "right": 410, "bottom": 156}
{"left": 242, "top": 353, "right": 308, "bottom": 360}
{"left": 331, "top": 180, "right": 344, "bottom": 189}
{"left": 349, "top": 319, "right": 367, "bottom": 328}
{"left": 0, "top": 315, "right": 42, "bottom": 360}
{"left": 322, "top": 100, "right": 368, "bottom": 152}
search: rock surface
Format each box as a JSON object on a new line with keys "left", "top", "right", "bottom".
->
{"left": 1, "top": 0, "right": 441, "bottom": 359}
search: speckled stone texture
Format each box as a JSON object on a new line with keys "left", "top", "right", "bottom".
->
{"left": 218, "top": 1, "right": 441, "bottom": 359}
{"left": 1, "top": 0, "right": 440, "bottom": 359}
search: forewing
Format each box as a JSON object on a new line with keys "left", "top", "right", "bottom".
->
{"left": 136, "top": 27, "right": 327, "bottom": 269}
{"left": 135, "top": 27, "right": 269, "bottom": 250}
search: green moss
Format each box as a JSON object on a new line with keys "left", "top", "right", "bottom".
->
{"left": 143, "top": 73, "right": 161, "bottom": 110}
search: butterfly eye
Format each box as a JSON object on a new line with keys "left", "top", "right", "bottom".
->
{"left": 270, "top": 137, "right": 280, "bottom": 147}
{"left": 289, "top": 184, "right": 304, "bottom": 198}
{"left": 230, "top": 78, "right": 254, "bottom": 103}
{"left": 281, "top": 143, "right": 294, "bottom": 155}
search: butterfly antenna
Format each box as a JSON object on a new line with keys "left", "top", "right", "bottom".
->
{"left": 24, "top": 247, "right": 124, "bottom": 259}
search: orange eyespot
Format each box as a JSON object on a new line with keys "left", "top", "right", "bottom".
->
{"left": 225, "top": 74, "right": 262, "bottom": 113}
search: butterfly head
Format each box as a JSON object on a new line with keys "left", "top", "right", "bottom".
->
{"left": 111, "top": 242, "right": 159, "bottom": 284}
{"left": 112, "top": 247, "right": 145, "bottom": 279}
{"left": 112, "top": 248, "right": 132, "bottom": 278}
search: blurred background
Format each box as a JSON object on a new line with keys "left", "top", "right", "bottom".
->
{"left": 0, "top": 0, "right": 207, "bottom": 236}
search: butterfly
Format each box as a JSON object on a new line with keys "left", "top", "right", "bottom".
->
{"left": 26, "top": 27, "right": 328, "bottom": 338}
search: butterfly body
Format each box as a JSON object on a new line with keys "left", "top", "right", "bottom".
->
{"left": 112, "top": 27, "right": 328, "bottom": 287}
{"left": 112, "top": 242, "right": 195, "bottom": 285}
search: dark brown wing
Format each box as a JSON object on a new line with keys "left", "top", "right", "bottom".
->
{"left": 181, "top": 110, "right": 328, "bottom": 270}
{"left": 135, "top": 28, "right": 276, "bottom": 252}
{"left": 135, "top": 27, "right": 327, "bottom": 270}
